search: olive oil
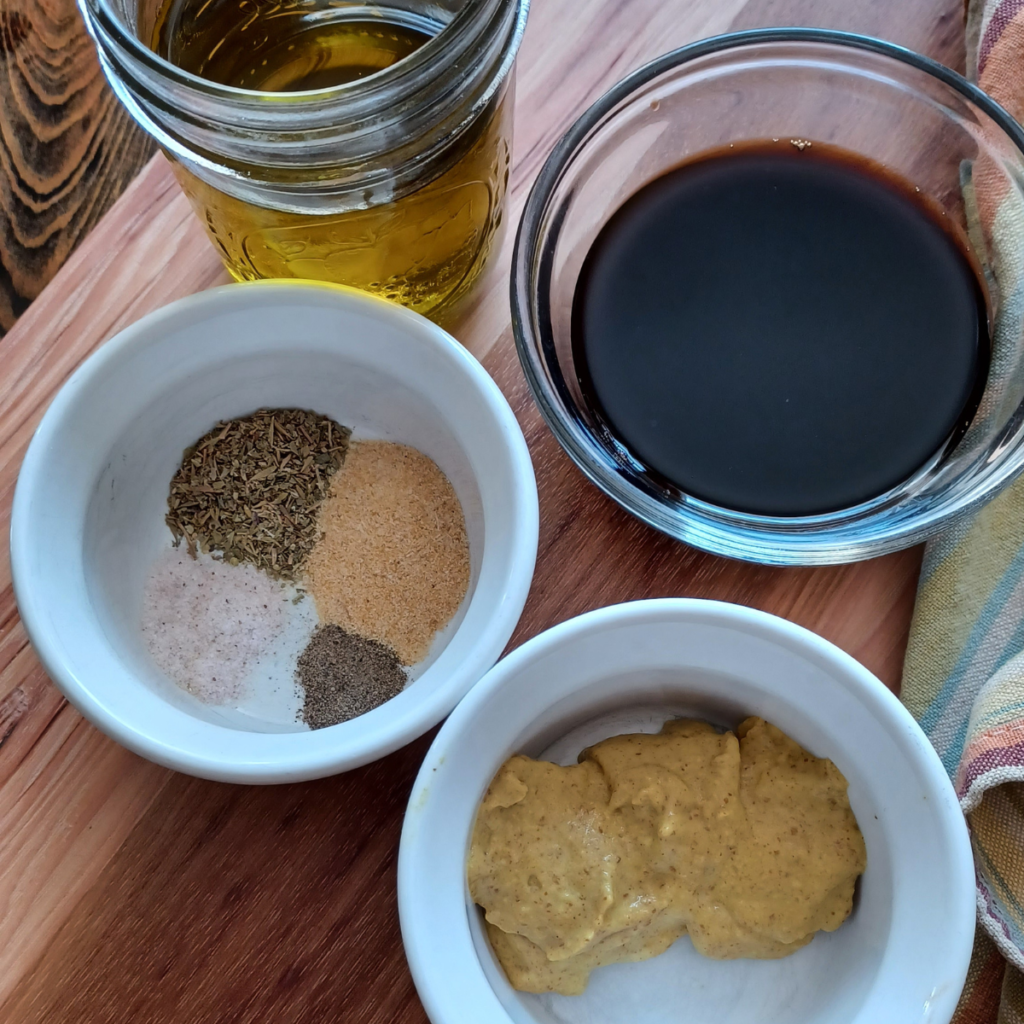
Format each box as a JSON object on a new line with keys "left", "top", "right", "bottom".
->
{"left": 151, "top": 0, "right": 512, "bottom": 321}
{"left": 152, "top": 1, "right": 433, "bottom": 91}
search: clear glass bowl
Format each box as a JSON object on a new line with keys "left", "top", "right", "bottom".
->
{"left": 511, "top": 29, "right": 1024, "bottom": 565}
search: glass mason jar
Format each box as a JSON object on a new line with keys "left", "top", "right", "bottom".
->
{"left": 78, "top": 0, "right": 528, "bottom": 322}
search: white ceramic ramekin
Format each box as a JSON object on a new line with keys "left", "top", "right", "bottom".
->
{"left": 11, "top": 281, "right": 538, "bottom": 783}
{"left": 398, "top": 599, "right": 975, "bottom": 1024}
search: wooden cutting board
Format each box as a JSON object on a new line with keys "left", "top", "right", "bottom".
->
{"left": 0, "top": 0, "right": 969, "bottom": 1020}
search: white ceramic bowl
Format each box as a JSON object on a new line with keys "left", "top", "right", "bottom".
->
{"left": 11, "top": 281, "right": 538, "bottom": 783}
{"left": 399, "top": 599, "right": 975, "bottom": 1024}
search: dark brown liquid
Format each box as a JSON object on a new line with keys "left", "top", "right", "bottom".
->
{"left": 573, "top": 143, "right": 989, "bottom": 517}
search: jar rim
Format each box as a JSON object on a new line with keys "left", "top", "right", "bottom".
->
{"left": 82, "top": 0, "right": 512, "bottom": 107}
{"left": 81, "top": 0, "right": 527, "bottom": 207}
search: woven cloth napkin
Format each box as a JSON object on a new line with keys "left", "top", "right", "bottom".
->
{"left": 902, "top": 4, "right": 1024, "bottom": 1019}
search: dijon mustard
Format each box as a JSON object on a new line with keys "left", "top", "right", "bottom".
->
{"left": 468, "top": 717, "right": 866, "bottom": 995}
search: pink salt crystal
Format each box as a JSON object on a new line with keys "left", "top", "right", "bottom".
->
{"left": 141, "top": 549, "right": 286, "bottom": 704}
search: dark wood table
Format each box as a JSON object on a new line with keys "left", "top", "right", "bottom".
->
{"left": 0, "top": 0, "right": 976, "bottom": 1020}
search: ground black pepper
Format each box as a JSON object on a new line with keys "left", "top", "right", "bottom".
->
{"left": 296, "top": 624, "right": 406, "bottom": 729}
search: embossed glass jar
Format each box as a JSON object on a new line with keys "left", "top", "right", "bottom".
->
{"left": 78, "top": 0, "right": 528, "bottom": 321}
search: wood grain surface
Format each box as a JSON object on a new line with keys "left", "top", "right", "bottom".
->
{"left": 0, "top": 0, "right": 974, "bottom": 1020}
{"left": 0, "top": 0, "right": 153, "bottom": 335}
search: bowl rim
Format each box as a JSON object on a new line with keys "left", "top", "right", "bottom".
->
{"left": 10, "top": 279, "right": 540, "bottom": 782}
{"left": 398, "top": 597, "right": 976, "bottom": 1024}
{"left": 510, "top": 28, "right": 1024, "bottom": 566}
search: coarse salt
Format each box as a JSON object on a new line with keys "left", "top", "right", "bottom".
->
{"left": 141, "top": 548, "right": 287, "bottom": 704}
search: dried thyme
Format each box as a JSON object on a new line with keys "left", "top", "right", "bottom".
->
{"left": 166, "top": 408, "right": 350, "bottom": 580}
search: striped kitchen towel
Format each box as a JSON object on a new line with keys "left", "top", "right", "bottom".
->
{"left": 902, "top": 5, "right": 1024, "bottom": 1021}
